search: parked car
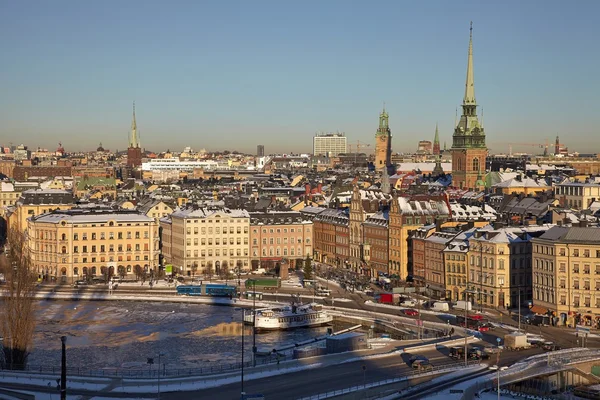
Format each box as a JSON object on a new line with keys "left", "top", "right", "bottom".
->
{"left": 408, "top": 355, "right": 428, "bottom": 366}
{"left": 412, "top": 359, "right": 433, "bottom": 370}
{"left": 402, "top": 309, "right": 419, "bottom": 316}
{"left": 542, "top": 341, "right": 561, "bottom": 351}
{"left": 449, "top": 346, "right": 464, "bottom": 359}
{"left": 400, "top": 300, "right": 417, "bottom": 307}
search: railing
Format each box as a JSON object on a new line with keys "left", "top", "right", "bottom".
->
{"left": 0, "top": 353, "right": 291, "bottom": 378}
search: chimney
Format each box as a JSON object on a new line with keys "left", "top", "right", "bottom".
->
{"left": 305, "top": 183, "right": 311, "bottom": 197}
{"left": 317, "top": 183, "right": 323, "bottom": 193}
{"left": 579, "top": 220, "right": 588, "bottom": 228}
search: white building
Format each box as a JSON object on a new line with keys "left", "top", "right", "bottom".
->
{"left": 141, "top": 158, "right": 220, "bottom": 172}
{"left": 160, "top": 206, "right": 250, "bottom": 276}
{"left": 313, "top": 132, "right": 347, "bottom": 157}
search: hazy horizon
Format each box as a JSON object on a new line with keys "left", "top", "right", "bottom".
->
{"left": 1, "top": 0, "right": 599, "bottom": 154}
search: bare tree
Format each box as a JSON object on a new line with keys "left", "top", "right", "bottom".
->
{"left": 0, "top": 228, "right": 37, "bottom": 370}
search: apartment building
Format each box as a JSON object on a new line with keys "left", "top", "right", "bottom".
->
{"left": 161, "top": 206, "right": 250, "bottom": 276}
{"left": 363, "top": 211, "right": 389, "bottom": 277}
{"left": 467, "top": 225, "right": 549, "bottom": 309}
{"left": 554, "top": 182, "right": 600, "bottom": 210}
{"left": 8, "top": 189, "right": 75, "bottom": 233}
{"left": 249, "top": 210, "right": 313, "bottom": 270}
{"left": 443, "top": 229, "right": 472, "bottom": 301}
{"left": 424, "top": 231, "right": 457, "bottom": 298}
{"left": 27, "top": 208, "right": 159, "bottom": 282}
{"left": 390, "top": 195, "right": 451, "bottom": 280}
{"left": 532, "top": 226, "right": 600, "bottom": 328}
{"left": 313, "top": 208, "right": 349, "bottom": 267}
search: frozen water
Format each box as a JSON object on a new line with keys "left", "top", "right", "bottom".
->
{"left": 28, "top": 300, "right": 337, "bottom": 371}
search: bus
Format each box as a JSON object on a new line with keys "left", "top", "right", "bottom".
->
{"left": 456, "top": 315, "right": 491, "bottom": 332}
{"left": 177, "top": 284, "right": 237, "bottom": 297}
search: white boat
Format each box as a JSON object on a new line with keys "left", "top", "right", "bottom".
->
{"left": 244, "top": 303, "right": 333, "bottom": 331}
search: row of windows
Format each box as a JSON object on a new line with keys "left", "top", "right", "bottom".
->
{"left": 186, "top": 249, "right": 249, "bottom": 257}
{"left": 253, "top": 237, "right": 307, "bottom": 245}
{"left": 188, "top": 238, "right": 248, "bottom": 246}
{"left": 186, "top": 226, "right": 249, "bottom": 235}
{"left": 185, "top": 218, "right": 245, "bottom": 224}
{"left": 254, "top": 247, "right": 308, "bottom": 257}
{"left": 252, "top": 227, "right": 310, "bottom": 234}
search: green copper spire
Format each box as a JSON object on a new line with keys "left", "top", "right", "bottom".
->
{"left": 452, "top": 22, "right": 485, "bottom": 150}
{"left": 130, "top": 101, "right": 140, "bottom": 148}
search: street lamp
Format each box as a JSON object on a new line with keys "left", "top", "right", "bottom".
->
{"left": 157, "top": 352, "right": 165, "bottom": 400}
{"left": 60, "top": 336, "right": 67, "bottom": 400}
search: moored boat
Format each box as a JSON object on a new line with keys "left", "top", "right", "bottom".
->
{"left": 244, "top": 302, "right": 332, "bottom": 331}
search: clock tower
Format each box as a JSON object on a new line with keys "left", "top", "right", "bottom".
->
{"left": 375, "top": 107, "right": 392, "bottom": 171}
{"left": 451, "top": 22, "right": 487, "bottom": 190}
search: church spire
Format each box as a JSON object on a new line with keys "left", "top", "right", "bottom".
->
{"left": 129, "top": 101, "right": 139, "bottom": 149}
{"left": 464, "top": 22, "right": 476, "bottom": 105}
{"left": 433, "top": 122, "right": 440, "bottom": 155}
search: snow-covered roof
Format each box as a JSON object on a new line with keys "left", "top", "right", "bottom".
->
{"left": 171, "top": 207, "right": 249, "bottom": 219}
{"left": 32, "top": 210, "right": 154, "bottom": 225}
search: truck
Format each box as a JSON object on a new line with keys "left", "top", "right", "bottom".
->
{"left": 432, "top": 301, "right": 450, "bottom": 312}
{"left": 245, "top": 278, "right": 281, "bottom": 291}
{"left": 504, "top": 332, "right": 530, "bottom": 351}
{"left": 375, "top": 293, "right": 394, "bottom": 304}
{"left": 454, "top": 300, "right": 473, "bottom": 311}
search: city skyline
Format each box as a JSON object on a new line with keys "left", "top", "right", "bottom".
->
{"left": 1, "top": 1, "right": 599, "bottom": 153}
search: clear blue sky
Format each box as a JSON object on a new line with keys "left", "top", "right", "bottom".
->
{"left": 1, "top": 0, "right": 599, "bottom": 154}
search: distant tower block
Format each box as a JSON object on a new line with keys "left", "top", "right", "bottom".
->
{"left": 257, "top": 144, "right": 265, "bottom": 157}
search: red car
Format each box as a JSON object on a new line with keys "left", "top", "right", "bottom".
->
{"left": 402, "top": 309, "right": 419, "bottom": 316}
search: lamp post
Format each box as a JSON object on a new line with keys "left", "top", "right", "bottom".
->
{"left": 157, "top": 352, "right": 165, "bottom": 400}
{"left": 252, "top": 279, "right": 257, "bottom": 368}
{"left": 60, "top": 336, "right": 67, "bottom": 400}
{"left": 241, "top": 309, "right": 245, "bottom": 398}
{"left": 415, "top": 268, "right": 425, "bottom": 340}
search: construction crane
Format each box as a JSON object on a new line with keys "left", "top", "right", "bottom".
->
{"left": 347, "top": 140, "right": 371, "bottom": 165}
{"left": 347, "top": 140, "right": 371, "bottom": 154}
{"left": 492, "top": 141, "right": 549, "bottom": 157}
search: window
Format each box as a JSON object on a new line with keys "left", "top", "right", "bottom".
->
{"left": 92, "top": 233, "right": 96, "bottom": 240}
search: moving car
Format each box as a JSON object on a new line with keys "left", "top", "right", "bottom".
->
{"left": 402, "top": 309, "right": 419, "bottom": 316}
{"left": 408, "top": 355, "right": 428, "bottom": 366}
{"left": 412, "top": 359, "right": 433, "bottom": 370}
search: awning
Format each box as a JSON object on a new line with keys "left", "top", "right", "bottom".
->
{"left": 530, "top": 305, "right": 549, "bottom": 315}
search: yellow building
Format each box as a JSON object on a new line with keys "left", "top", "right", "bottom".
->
{"left": 27, "top": 208, "right": 159, "bottom": 283}
{"left": 491, "top": 175, "right": 551, "bottom": 196}
{"left": 389, "top": 195, "right": 450, "bottom": 280}
{"left": 444, "top": 234, "right": 469, "bottom": 301}
{"left": 161, "top": 206, "right": 250, "bottom": 277}
{"left": 554, "top": 182, "right": 600, "bottom": 210}
{"left": 467, "top": 225, "right": 549, "bottom": 309}
{"left": 137, "top": 199, "right": 174, "bottom": 222}
{"left": 9, "top": 189, "right": 75, "bottom": 233}
{"left": 0, "top": 182, "right": 20, "bottom": 209}
{"left": 532, "top": 226, "right": 600, "bottom": 328}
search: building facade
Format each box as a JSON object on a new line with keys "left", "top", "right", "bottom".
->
{"left": 451, "top": 24, "right": 487, "bottom": 190}
{"left": 363, "top": 211, "right": 389, "bottom": 277}
{"left": 313, "top": 133, "right": 347, "bottom": 157}
{"left": 312, "top": 208, "right": 349, "bottom": 267}
{"left": 249, "top": 211, "right": 313, "bottom": 270}
{"left": 554, "top": 182, "right": 600, "bottom": 210}
{"left": 374, "top": 108, "right": 392, "bottom": 171}
{"left": 532, "top": 226, "right": 600, "bottom": 328}
{"left": 161, "top": 206, "right": 250, "bottom": 276}
{"left": 27, "top": 208, "right": 159, "bottom": 282}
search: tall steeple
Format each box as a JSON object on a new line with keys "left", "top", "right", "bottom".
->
{"left": 129, "top": 102, "right": 139, "bottom": 149}
{"left": 452, "top": 22, "right": 485, "bottom": 149}
{"left": 433, "top": 122, "right": 440, "bottom": 155}
{"left": 451, "top": 22, "right": 487, "bottom": 190}
{"left": 375, "top": 105, "right": 392, "bottom": 171}
{"left": 464, "top": 21, "right": 476, "bottom": 106}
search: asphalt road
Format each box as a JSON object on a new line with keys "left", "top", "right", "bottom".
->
{"left": 162, "top": 349, "right": 449, "bottom": 400}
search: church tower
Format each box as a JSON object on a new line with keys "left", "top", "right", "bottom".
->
{"left": 433, "top": 123, "right": 440, "bottom": 155}
{"left": 451, "top": 23, "right": 487, "bottom": 190}
{"left": 127, "top": 102, "right": 143, "bottom": 168}
{"left": 375, "top": 106, "right": 392, "bottom": 171}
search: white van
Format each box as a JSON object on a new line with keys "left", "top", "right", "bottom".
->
{"left": 432, "top": 302, "right": 450, "bottom": 312}
{"left": 454, "top": 300, "right": 473, "bottom": 311}
{"left": 254, "top": 268, "right": 267, "bottom": 275}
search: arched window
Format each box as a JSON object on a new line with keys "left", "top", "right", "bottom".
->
{"left": 61, "top": 233, "right": 66, "bottom": 241}
{"left": 472, "top": 158, "right": 479, "bottom": 171}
